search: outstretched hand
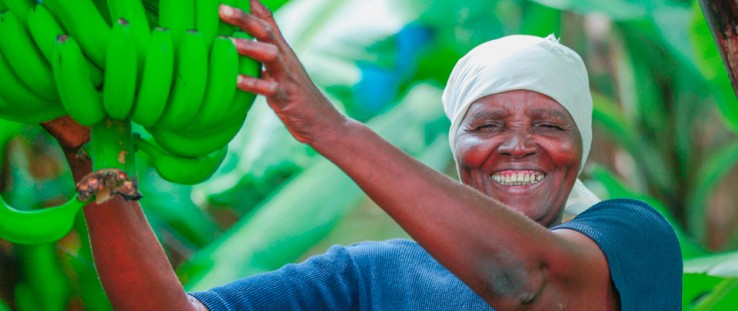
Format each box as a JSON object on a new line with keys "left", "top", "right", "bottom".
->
{"left": 219, "top": 0, "right": 346, "bottom": 145}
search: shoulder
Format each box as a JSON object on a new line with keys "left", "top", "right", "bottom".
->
{"left": 343, "top": 238, "right": 425, "bottom": 256}
{"left": 340, "top": 238, "right": 462, "bottom": 281}
{"left": 557, "top": 198, "right": 678, "bottom": 245}
{"left": 554, "top": 198, "right": 683, "bottom": 309}
{"left": 340, "top": 238, "right": 435, "bottom": 267}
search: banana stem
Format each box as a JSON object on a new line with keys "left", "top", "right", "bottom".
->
{"left": 90, "top": 118, "right": 136, "bottom": 173}
{"left": 77, "top": 118, "right": 141, "bottom": 203}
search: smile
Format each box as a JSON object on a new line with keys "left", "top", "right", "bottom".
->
{"left": 491, "top": 170, "right": 545, "bottom": 186}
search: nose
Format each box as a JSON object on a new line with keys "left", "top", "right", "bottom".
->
{"left": 497, "top": 130, "right": 536, "bottom": 158}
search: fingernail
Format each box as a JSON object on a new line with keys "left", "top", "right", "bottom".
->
{"left": 220, "top": 4, "right": 234, "bottom": 17}
{"left": 267, "top": 81, "right": 278, "bottom": 95}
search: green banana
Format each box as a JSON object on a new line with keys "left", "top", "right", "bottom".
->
{"left": 52, "top": 35, "right": 106, "bottom": 126}
{"left": 27, "top": 4, "right": 104, "bottom": 87}
{"left": 0, "top": 122, "right": 87, "bottom": 244}
{"left": 184, "top": 36, "right": 239, "bottom": 133}
{"left": 0, "top": 118, "right": 25, "bottom": 143}
{"left": 156, "top": 31, "right": 260, "bottom": 155}
{"left": 155, "top": 30, "right": 208, "bottom": 130}
{"left": 181, "top": 31, "right": 259, "bottom": 134}
{"left": 39, "top": 0, "right": 65, "bottom": 24}
{"left": 158, "top": 0, "right": 194, "bottom": 50}
{"left": 130, "top": 27, "right": 175, "bottom": 128}
{"left": 102, "top": 19, "right": 138, "bottom": 120}
{"left": 0, "top": 49, "right": 63, "bottom": 124}
{"left": 107, "top": 0, "right": 150, "bottom": 62}
{"left": 0, "top": 0, "right": 7, "bottom": 12}
{"left": 48, "top": 0, "right": 110, "bottom": 68}
{"left": 136, "top": 137, "right": 228, "bottom": 185}
{"left": 0, "top": 93, "right": 64, "bottom": 124}
{"left": 0, "top": 196, "right": 86, "bottom": 245}
{"left": 150, "top": 91, "right": 252, "bottom": 157}
{"left": 195, "top": 0, "right": 219, "bottom": 48}
{"left": 4, "top": 0, "right": 31, "bottom": 24}
{"left": 0, "top": 11, "right": 58, "bottom": 102}
{"left": 26, "top": 4, "right": 64, "bottom": 63}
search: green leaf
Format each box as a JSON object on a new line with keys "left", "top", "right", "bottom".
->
{"left": 692, "top": 278, "right": 738, "bottom": 310}
{"left": 137, "top": 165, "right": 221, "bottom": 247}
{"left": 519, "top": 1, "right": 562, "bottom": 37}
{"left": 530, "top": 0, "right": 684, "bottom": 20}
{"left": 685, "top": 251, "right": 738, "bottom": 277}
{"left": 17, "top": 244, "right": 70, "bottom": 311}
{"left": 687, "top": 141, "right": 738, "bottom": 242}
{"left": 179, "top": 84, "right": 448, "bottom": 291}
{"left": 591, "top": 92, "right": 672, "bottom": 195}
{"left": 683, "top": 272, "right": 723, "bottom": 308}
{"left": 590, "top": 166, "right": 708, "bottom": 259}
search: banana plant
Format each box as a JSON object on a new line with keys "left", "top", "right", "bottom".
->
{"left": 0, "top": 0, "right": 295, "bottom": 308}
{"left": 0, "top": 0, "right": 261, "bottom": 245}
{"left": 3, "top": 0, "right": 738, "bottom": 309}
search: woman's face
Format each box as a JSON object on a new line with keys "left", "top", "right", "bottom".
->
{"left": 454, "top": 90, "right": 582, "bottom": 227}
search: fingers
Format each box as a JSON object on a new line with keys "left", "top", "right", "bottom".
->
{"left": 248, "top": 0, "right": 281, "bottom": 35}
{"left": 231, "top": 37, "right": 278, "bottom": 64}
{"left": 219, "top": 4, "right": 276, "bottom": 42}
{"left": 237, "top": 74, "right": 278, "bottom": 96}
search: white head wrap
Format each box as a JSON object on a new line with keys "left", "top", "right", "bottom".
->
{"left": 442, "top": 34, "right": 600, "bottom": 214}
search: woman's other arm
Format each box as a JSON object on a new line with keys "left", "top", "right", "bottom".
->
{"left": 44, "top": 117, "right": 203, "bottom": 311}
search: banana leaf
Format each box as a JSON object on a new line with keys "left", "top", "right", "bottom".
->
{"left": 683, "top": 272, "right": 724, "bottom": 309}
{"left": 136, "top": 163, "right": 221, "bottom": 248}
{"left": 684, "top": 251, "right": 738, "bottom": 310}
{"left": 519, "top": 1, "right": 562, "bottom": 37}
{"left": 16, "top": 244, "right": 69, "bottom": 311}
{"left": 591, "top": 92, "right": 671, "bottom": 194}
{"left": 686, "top": 141, "right": 738, "bottom": 243}
{"left": 530, "top": 0, "right": 685, "bottom": 20}
{"left": 690, "top": 278, "right": 738, "bottom": 310}
{"left": 178, "top": 83, "right": 449, "bottom": 291}
{"left": 590, "top": 165, "right": 708, "bottom": 259}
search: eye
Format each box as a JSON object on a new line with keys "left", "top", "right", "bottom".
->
{"left": 535, "top": 122, "right": 564, "bottom": 131}
{"left": 474, "top": 122, "right": 502, "bottom": 132}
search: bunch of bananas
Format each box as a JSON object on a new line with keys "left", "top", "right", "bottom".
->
{"left": 0, "top": 0, "right": 260, "bottom": 185}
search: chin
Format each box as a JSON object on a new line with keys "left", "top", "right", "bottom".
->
{"left": 505, "top": 201, "right": 559, "bottom": 226}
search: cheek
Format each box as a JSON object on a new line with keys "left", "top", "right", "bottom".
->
{"left": 542, "top": 137, "right": 581, "bottom": 169}
{"left": 455, "top": 135, "right": 497, "bottom": 168}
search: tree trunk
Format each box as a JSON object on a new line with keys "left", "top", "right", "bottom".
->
{"left": 699, "top": 0, "right": 738, "bottom": 98}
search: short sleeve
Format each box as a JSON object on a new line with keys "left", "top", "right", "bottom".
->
{"left": 552, "top": 198, "right": 683, "bottom": 310}
{"left": 189, "top": 244, "right": 361, "bottom": 311}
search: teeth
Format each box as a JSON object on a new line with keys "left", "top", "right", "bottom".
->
{"left": 491, "top": 171, "right": 545, "bottom": 186}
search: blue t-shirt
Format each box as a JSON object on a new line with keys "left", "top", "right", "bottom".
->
{"left": 190, "top": 199, "right": 682, "bottom": 310}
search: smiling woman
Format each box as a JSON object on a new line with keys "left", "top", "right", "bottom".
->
{"left": 75, "top": 2, "right": 683, "bottom": 310}
{"left": 454, "top": 91, "right": 582, "bottom": 226}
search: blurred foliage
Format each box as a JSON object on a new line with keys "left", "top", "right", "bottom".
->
{"left": 2, "top": 0, "right": 738, "bottom": 309}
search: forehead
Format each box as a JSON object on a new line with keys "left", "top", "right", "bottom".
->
{"left": 464, "top": 90, "right": 573, "bottom": 121}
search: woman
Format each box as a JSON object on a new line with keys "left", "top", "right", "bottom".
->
{"left": 76, "top": 1, "right": 682, "bottom": 310}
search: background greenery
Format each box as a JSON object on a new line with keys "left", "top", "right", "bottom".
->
{"left": 2, "top": 0, "right": 738, "bottom": 309}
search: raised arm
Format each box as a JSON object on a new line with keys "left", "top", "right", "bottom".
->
{"left": 44, "top": 117, "right": 201, "bottom": 311}
{"left": 222, "top": 1, "right": 617, "bottom": 309}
